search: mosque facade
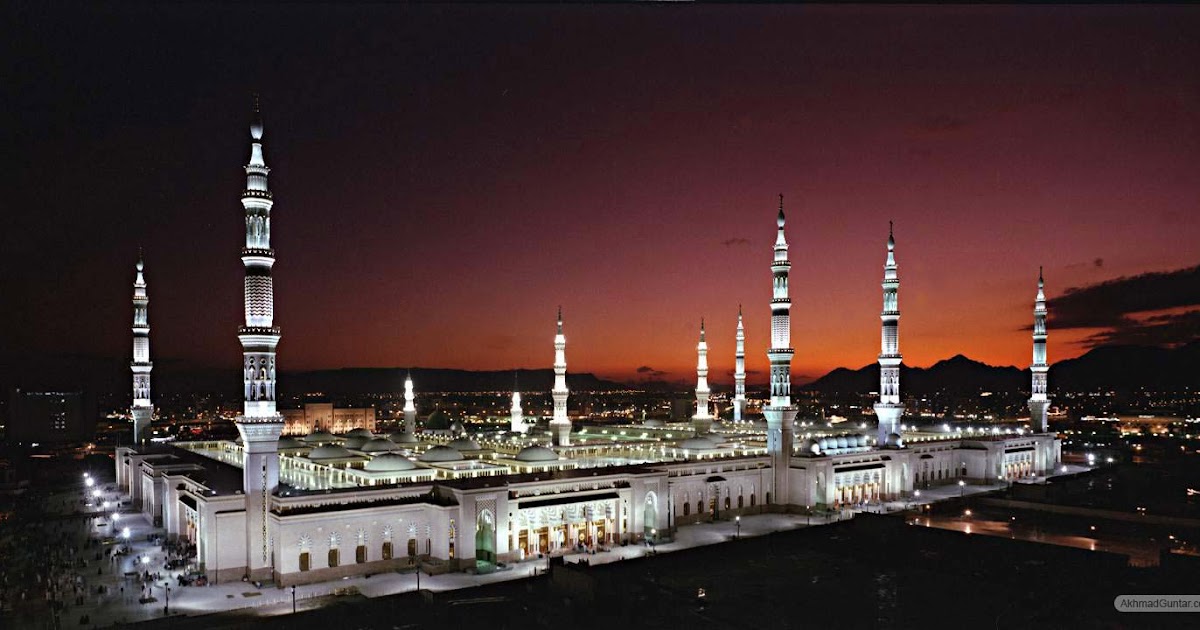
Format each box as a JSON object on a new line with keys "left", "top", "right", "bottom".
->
{"left": 115, "top": 106, "right": 1060, "bottom": 586}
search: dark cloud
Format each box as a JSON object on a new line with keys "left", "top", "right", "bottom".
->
{"left": 637, "top": 365, "right": 667, "bottom": 377}
{"left": 721, "top": 237, "right": 751, "bottom": 247}
{"left": 1044, "top": 264, "right": 1200, "bottom": 347}
{"left": 1065, "top": 257, "right": 1105, "bottom": 270}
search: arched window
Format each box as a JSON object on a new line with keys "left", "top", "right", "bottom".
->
{"left": 355, "top": 545, "right": 366, "bottom": 564}
{"left": 750, "top": 493, "right": 756, "bottom": 507}
{"left": 382, "top": 541, "right": 393, "bottom": 560}
{"left": 328, "top": 548, "right": 339, "bottom": 568}
{"left": 696, "top": 500, "right": 703, "bottom": 515}
{"left": 683, "top": 502, "right": 690, "bottom": 516}
{"left": 738, "top": 495, "right": 744, "bottom": 508}
{"left": 299, "top": 552, "right": 310, "bottom": 572}
{"left": 725, "top": 496, "right": 731, "bottom": 510}
{"left": 407, "top": 538, "right": 418, "bottom": 560}
{"left": 766, "top": 492, "right": 772, "bottom": 505}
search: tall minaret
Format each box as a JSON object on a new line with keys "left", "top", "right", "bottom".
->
{"left": 130, "top": 252, "right": 153, "bottom": 444}
{"left": 875, "top": 222, "right": 905, "bottom": 447}
{"left": 763, "top": 195, "right": 798, "bottom": 505}
{"left": 403, "top": 372, "right": 417, "bottom": 434}
{"left": 733, "top": 305, "right": 746, "bottom": 423}
{"left": 510, "top": 374, "right": 526, "bottom": 434}
{"left": 692, "top": 319, "right": 714, "bottom": 435}
{"left": 550, "top": 307, "right": 571, "bottom": 445}
{"left": 233, "top": 97, "right": 284, "bottom": 582}
{"left": 1029, "top": 267, "right": 1050, "bottom": 433}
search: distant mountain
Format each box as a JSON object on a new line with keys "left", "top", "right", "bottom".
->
{"left": 802, "top": 355, "right": 1023, "bottom": 395}
{"left": 1051, "top": 341, "right": 1200, "bottom": 391}
{"left": 803, "top": 341, "right": 1200, "bottom": 394}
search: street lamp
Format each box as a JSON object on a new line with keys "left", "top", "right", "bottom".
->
{"left": 86, "top": 477, "right": 95, "bottom": 488}
{"left": 735, "top": 515, "right": 741, "bottom": 539}
{"left": 291, "top": 585, "right": 297, "bottom": 614}
{"left": 958, "top": 480, "right": 966, "bottom": 497}
{"left": 163, "top": 582, "right": 170, "bottom": 615}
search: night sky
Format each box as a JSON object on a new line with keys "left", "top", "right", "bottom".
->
{"left": 3, "top": 4, "right": 1199, "bottom": 385}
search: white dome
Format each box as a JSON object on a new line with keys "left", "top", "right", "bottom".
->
{"left": 419, "top": 445, "right": 464, "bottom": 463}
{"left": 886, "top": 433, "right": 904, "bottom": 448}
{"left": 308, "top": 445, "right": 354, "bottom": 460}
{"left": 276, "top": 437, "right": 305, "bottom": 450}
{"left": 342, "top": 436, "right": 369, "bottom": 450}
{"left": 800, "top": 438, "right": 820, "bottom": 455}
{"left": 302, "top": 431, "right": 336, "bottom": 444}
{"left": 515, "top": 446, "right": 558, "bottom": 462}
{"left": 836, "top": 436, "right": 848, "bottom": 448}
{"left": 389, "top": 431, "right": 419, "bottom": 444}
{"left": 449, "top": 421, "right": 466, "bottom": 434}
{"left": 345, "top": 428, "right": 374, "bottom": 439}
{"left": 448, "top": 437, "right": 481, "bottom": 451}
{"left": 364, "top": 453, "right": 416, "bottom": 472}
{"left": 360, "top": 437, "right": 397, "bottom": 453}
{"left": 644, "top": 418, "right": 665, "bottom": 428}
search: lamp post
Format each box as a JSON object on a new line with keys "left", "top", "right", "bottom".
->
{"left": 291, "top": 585, "right": 296, "bottom": 614}
{"left": 958, "top": 479, "right": 966, "bottom": 497}
{"left": 162, "top": 582, "right": 170, "bottom": 615}
{"left": 735, "top": 515, "right": 741, "bottom": 540}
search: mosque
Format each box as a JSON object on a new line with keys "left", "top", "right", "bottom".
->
{"left": 114, "top": 105, "right": 1061, "bottom": 586}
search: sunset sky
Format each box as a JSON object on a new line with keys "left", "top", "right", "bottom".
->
{"left": 3, "top": 5, "right": 1198, "bottom": 385}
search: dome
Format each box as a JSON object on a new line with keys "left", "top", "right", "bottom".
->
{"left": 885, "top": 433, "right": 904, "bottom": 448}
{"left": 448, "top": 437, "right": 481, "bottom": 451}
{"left": 449, "top": 421, "right": 466, "bottom": 435}
{"left": 836, "top": 436, "right": 848, "bottom": 449}
{"left": 345, "top": 428, "right": 374, "bottom": 439}
{"left": 342, "top": 436, "right": 369, "bottom": 450}
{"left": 515, "top": 446, "right": 558, "bottom": 463}
{"left": 276, "top": 437, "right": 305, "bottom": 450}
{"left": 389, "top": 431, "right": 419, "bottom": 444}
{"left": 425, "top": 410, "right": 451, "bottom": 430}
{"left": 644, "top": 418, "right": 665, "bottom": 428}
{"left": 855, "top": 434, "right": 867, "bottom": 448}
{"left": 678, "top": 436, "right": 718, "bottom": 450}
{"left": 364, "top": 453, "right": 416, "bottom": 472}
{"left": 234, "top": 436, "right": 243, "bottom": 446}
{"left": 800, "top": 438, "right": 820, "bottom": 455}
{"left": 360, "top": 437, "right": 397, "bottom": 453}
{"left": 308, "top": 445, "right": 354, "bottom": 460}
{"left": 302, "top": 430, "right": 336, "bottom": 444}
{"left": 418, "top": 445, "right": 464, "bottom": 463}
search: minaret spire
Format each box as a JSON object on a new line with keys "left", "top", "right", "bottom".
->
{"left": 130, "top": 252, "right": 153, "bottom": 444}
{"left": 763, "top": 194, "right": 798, "bottom": 504}
{"left": 233, "top": 96, "right": 284, "bottom": 582}
{"left": 693, "top": 318, "right": 713, "bottom": 435}
{"left": 734, "top": 304, "right": 746, "bottom": 422}
{"left": 1029, "top": 267, "right": 1050, "bottom": 433}
{"left": 510, "top": 371, "right": 526, "bottom": 434}
{"left": 403, "top": 372, "right": 417, "bottom": 435}
{"left": 550, "top": 307, "right": 571, "bottom": 445}
{"left": 875, "top": 222, "right": 905, "bottom": 447}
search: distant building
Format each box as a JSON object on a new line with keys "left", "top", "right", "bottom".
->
{"left": 282, "top": 402, "right": 376, "bottom": 436}
{"left": 8, "top": 389, "right": 94, "bottom": 444}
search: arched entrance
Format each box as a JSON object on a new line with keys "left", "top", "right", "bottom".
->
{"left": 475, "top": 510, "right": 496, "bottom": 573}
{"left": 643, "top": 492, "right": 658, "bottom": 539}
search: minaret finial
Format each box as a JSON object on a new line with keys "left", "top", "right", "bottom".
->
{"left": 1039, "top": 265, "right": 1044, "bottom": 287}
{"left": 557, "top": 305, "right": 563, "bottom": 334}
{"left": 136, "top": 246, "right": 144, "bottom": 271}
{"left": 887, "top": 220, "right": 896, "bottom": 252}
{"left": 777, "top": 194, "right": 785, "bottom": 228}
{"left": 700, "top": 317, "right": 706, "bottom": 341}
{"left": 250, "top": 93, "right": 264, "bottom": 141}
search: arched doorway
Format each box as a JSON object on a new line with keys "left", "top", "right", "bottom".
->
{"left": 643, "top": 492, "right": 658, "bottom": 538}
{"left": 475, "top": 510, "right": 496, "bottom": 573}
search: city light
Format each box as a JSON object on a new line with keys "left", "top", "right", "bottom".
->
{"left": 85, "top": 477, "right": 94, "bottom": 488}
